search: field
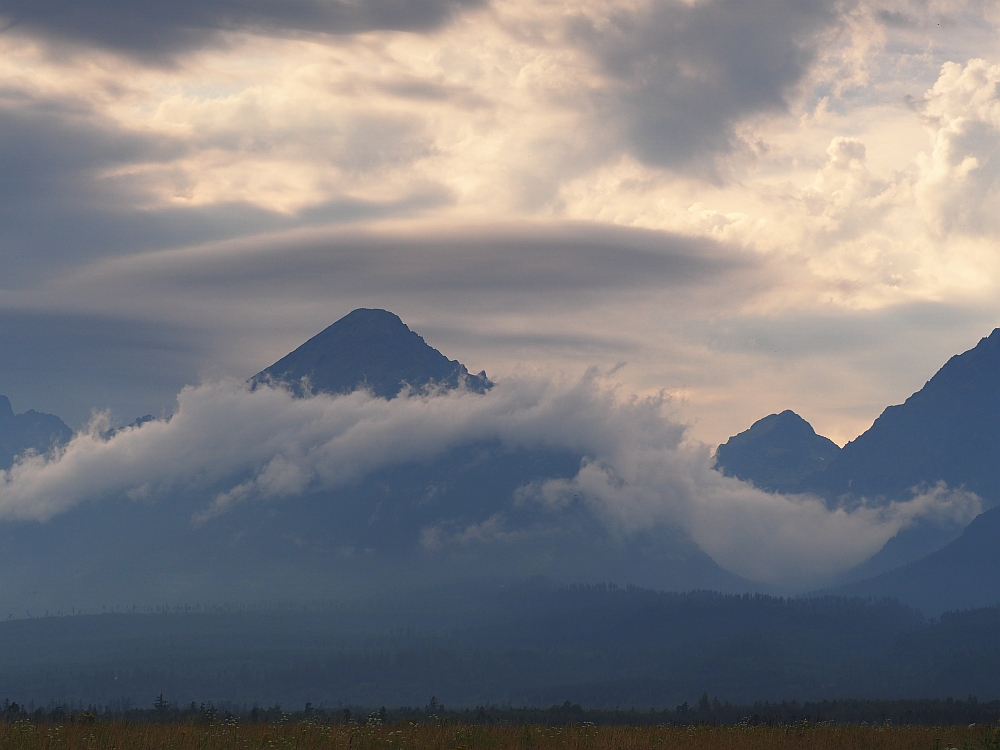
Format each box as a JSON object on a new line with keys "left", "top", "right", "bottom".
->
{"left": 0, "top": 721, "right": 995, "bottom": 750}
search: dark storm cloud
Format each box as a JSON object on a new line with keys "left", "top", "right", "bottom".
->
{"left": 0, "top": 0, "right": 487, "bottom": 58}
{"left": 569, "top": 0, "right": 844, "bottom": 172}
{"left": 0, "top": 94, "right": 189, "bottom": 280}
{"left": 0, "top": 96, "right": 168, "bottom": 197}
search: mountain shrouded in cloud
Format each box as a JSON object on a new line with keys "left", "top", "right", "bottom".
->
{"left": 0, "top": 397, "right": 71, "bottom": 471}
{"left": 0, "top": 310, "right": 977, "bottom": 615}
{"left": 716, "top": 327, "right": 1000, "bottom": 599}
{"left": 714, "top": 410, "right": 841, "bottom": 494}
{"left": 251, "top": 308, "right": 492, "bottom": 398}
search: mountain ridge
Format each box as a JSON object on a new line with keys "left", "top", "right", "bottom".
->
{"left": 717, "top": 328, "right": 1000, "bottom": 506}
{"left": 717, "top": 326, "right": 1000, "bottom": 607}
{"left": 816, "top": 328, "right": 1000, "bottom": 501}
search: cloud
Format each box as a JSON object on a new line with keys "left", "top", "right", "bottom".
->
{"left": 916, "top": 58, "right": 1000, "bottom": 235}
{"left": 521, "top": 463, "right": 980, "bottom": 586}
{"left": 0, "top": 0, "right": 999, "bottom": 463}
{"left": 0, "top": 221, "right": 766, "bottom": 426}
{"left": 0, "top": 0, "right": 487, "bottom": 58}
{"left": 0, "top": 78, "right": 450, "bottom": 284}
{"left": 63, "top": 222, "right": 756, "bottom": 302}
{"left": 0, "top": 308, "right": 204, "bottom": 428}
{"left": 3, "top": 218, "right": 993, "bottom": 450}
{"left": 0, "top": 374, "right": 978, "bottom": 589}
{"left": 567, "top": 0, "right": 848, "bottom": 173}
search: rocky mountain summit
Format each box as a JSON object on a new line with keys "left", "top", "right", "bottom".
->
{"left": 251, "top": 308, "right": 492, "bottom": 398}
{"left": 714, "top": 410, "right": 840, "bottom": 494}
{"left": 0, "top": 395, "right": 71, "bottom": 470}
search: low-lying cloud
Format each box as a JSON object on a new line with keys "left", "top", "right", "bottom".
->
{"left": 0, "top": 375, "right": 979, "bottom": 590}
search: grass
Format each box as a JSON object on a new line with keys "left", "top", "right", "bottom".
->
{"left": 0, "top": 721, "right": 995, "bottom": 750}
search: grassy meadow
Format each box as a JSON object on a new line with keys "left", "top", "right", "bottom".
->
{"left": 0, "top": 721, "right": 996, "bottom": 750}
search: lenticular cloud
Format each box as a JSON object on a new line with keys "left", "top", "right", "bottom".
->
{"left": 0, "top": 375, "right": 980, "bottom": 588}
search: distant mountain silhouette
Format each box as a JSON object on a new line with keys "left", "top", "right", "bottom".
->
{"left": 815, "top": 329, "right": 1000, "bottom": 501}
{"left": 0, "top": 311, "right": 751, "bottom": 613}
{"left": 719, "top": 328, "right": 1000, "bottom": 595}
{"left": 834, "top": 505, "right": 1000, "bottom": 615}
{"left": 714, "top": 410, "right": 840, "bottom": 493}
{"left": 0, "top": 396, "right": 72, "bottom": 470}
{"left": 251, "top": 309, "right": 492, "bottom": 399}
{"left": 719, "top": 330, "right": 1000, "bottom": 504}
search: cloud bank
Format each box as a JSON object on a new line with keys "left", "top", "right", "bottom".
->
{"left": 0, "top": 376, "right": 979, "bottom": 589}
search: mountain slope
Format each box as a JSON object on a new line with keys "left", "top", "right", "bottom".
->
{"left": 251, "top": 308, "right": 492, "bottom": 398}
{"left": 714, "top": 410, "right": 840, "bottom": 494}
{"left": 0, "top": 395, "right": 72, "bottom": 470}
{"left": 713, "top": 330, "right": 1000, "bottom": 586}
{"left": 834, "top": 504, "right": 1000, "bottom": 615}
{"left": 818, "top": 329, "right": 1000, "bottom": 502}
{"left": 0, "top": 435, "right": 754, "bottom": 614}
{"left": 717, "top": 329, "right": 1000, "bottom": 505}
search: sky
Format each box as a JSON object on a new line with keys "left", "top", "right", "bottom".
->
{"left": 2, "top": 0, "right": 1000, "bottom": 448}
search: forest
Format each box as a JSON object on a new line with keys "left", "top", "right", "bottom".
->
{"left": 3, "top": 583, "right": 1000, "bottom": 709}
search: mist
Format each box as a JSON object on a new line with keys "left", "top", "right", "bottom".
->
{"left": 0, "top": 373, "right": 979, "bottom": 593}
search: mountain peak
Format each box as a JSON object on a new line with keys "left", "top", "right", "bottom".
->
{"left": 0, "top": 395, "right": 72, "bottom": 470}
{"left": 252, "top": 308, "right": 492, "bottom": 399}
{"left": 725, "top": 410, "right": 819, "bottom": 446}
{"left": 919, "top": 327, "right": 1000, "bottom": 396}
{"left": 715, "top": 410, "right": 840, "bottom": 494}
{"left": 817, "top": 327, "right": 1000, "bottom": 500}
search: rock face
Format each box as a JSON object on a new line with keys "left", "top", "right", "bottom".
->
{"left": 0, "top": 396, "right": 72, "bottom": 470}
{"left": 714, "top": 410, "right": 840, "bottom": 494}
{"left": 817, "top": 328, "right": 1000, "bottom": 502}
{"left": 251, "top": 308, "right": 492, "bottom": 399}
